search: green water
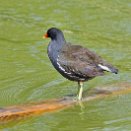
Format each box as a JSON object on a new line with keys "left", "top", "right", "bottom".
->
{"left": 0, "top": 0, "right": 131, "bottom": 130}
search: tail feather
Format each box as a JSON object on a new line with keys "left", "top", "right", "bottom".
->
{"left": 98, "top": 64, "right": 118, "bottom": 74}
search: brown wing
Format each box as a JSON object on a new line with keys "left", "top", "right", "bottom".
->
{"left": 58, "top": 44, "right": 104, "bottom": 77}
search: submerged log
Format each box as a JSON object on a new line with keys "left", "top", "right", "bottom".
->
{"left": 0, "top": 82, "right": 131, "bottom": 122}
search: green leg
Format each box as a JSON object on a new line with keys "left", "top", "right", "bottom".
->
{"left": 77, "top": 81, "right": 83, "bottom": 100}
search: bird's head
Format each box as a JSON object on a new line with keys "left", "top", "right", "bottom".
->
{"left": 43, "top": 27, "right": 65, "bottom": 41}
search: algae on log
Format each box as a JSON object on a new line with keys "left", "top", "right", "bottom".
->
{"left": 0, "top": 82, "right": 131, "bottom": 122}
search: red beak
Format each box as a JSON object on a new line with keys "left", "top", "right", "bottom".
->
{"left": 43, "top": 33, "right": 48, "bottom": 39}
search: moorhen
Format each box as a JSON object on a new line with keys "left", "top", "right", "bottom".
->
{"left": 43, "top": 27, "right": 118, "bottom": 100}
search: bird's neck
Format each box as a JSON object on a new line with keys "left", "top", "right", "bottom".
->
{"left": 48, "top": 33, "right": 67, "bottom": 62}
{"left": 55, "top": 33, "right": 66, "bottom": 43}
{"left": 48, "top": 38, "right": 66, "bottom": 61}
{"left": 52, "top": 34, "right": 66, "bottom": 50}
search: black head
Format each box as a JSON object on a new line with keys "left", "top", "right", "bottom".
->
{"left": 44, "top": 27, "right": 65, "bottom": 41}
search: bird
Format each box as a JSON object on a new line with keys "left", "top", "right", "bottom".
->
{"left": 43, "top": 27, "right": 118, "bottom": 100}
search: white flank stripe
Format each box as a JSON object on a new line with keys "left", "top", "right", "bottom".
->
{"left": 57, "top": 58, "right": 72, "bottom": 75}
{"left": 98, "top": 64, "right": 111, "bottom": 72}
{"left": 57, "top": 61, "right": 65, "bottom": 72}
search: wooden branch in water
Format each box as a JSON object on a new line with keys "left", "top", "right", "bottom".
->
{"left": 0, "top": 82, "right": 131, "bottom": 122}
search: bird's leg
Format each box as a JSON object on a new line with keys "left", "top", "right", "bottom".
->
{"left": 77, "top": 81, "right": 83, "bottom": 100}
